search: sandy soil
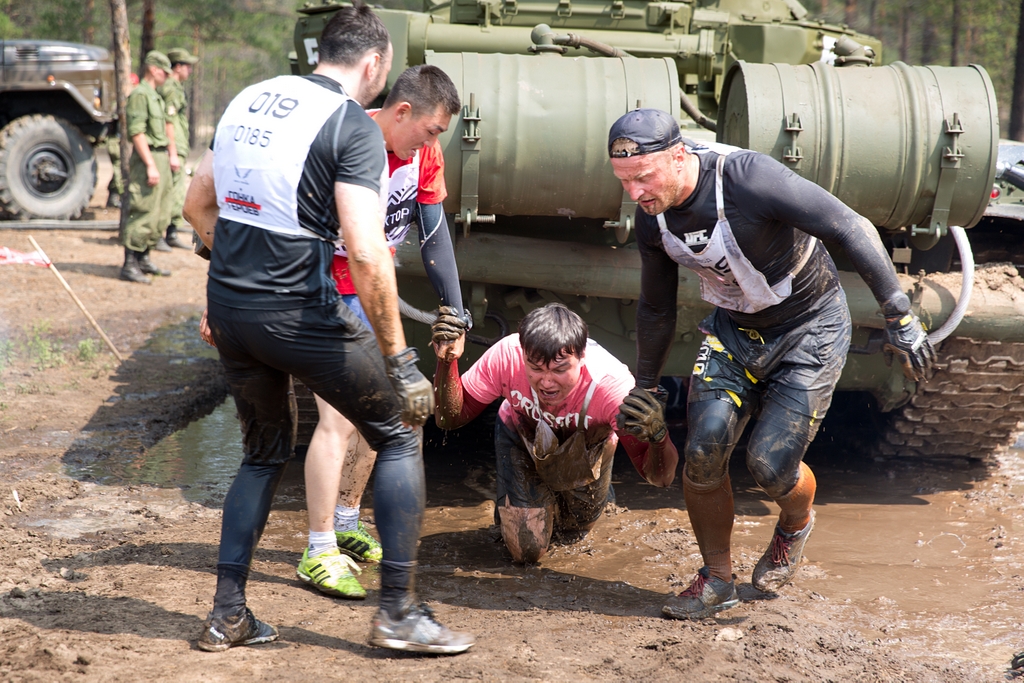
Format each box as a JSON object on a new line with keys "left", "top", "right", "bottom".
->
{"left": 1, "top": 220, "right": 1023, "bottom": 681}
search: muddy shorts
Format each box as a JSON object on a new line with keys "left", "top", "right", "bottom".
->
{"left": 493, "top": 419, "right": 614, "bottom": 532}
{"left": 685, "top": 290, "right": 852, "bottom": 495}
{"left": 691, "top": 289, "right": 852, "bottom": 426}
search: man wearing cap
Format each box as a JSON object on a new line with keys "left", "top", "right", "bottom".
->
{"left": 156, "top": 47, "right": 199, "bottom": 251}
{"left": 607, "top": 109, "right": 935, "bottom": 619}
{"left": 120, "top": 50, "right": 176, "bottom": 284}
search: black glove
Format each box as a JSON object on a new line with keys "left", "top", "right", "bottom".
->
{"left": 383, "top": 347, "right": 434, "bottom": 426}
{"left": 431, "top": 306, "right": 472, "bottom": 345}
{"left": 616, "top": 386, "right": 668, "bottom": 443}
{"left": 883, "top": 312, "right": 936, "bottom": 382}
{"left": 192, "top": 230, "right": 211, "bottom": 261}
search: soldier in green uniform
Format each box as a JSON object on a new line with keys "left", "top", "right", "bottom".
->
{"left": 120, "top": 50, "right": 176, "bottom": 284}
{"left": 156, "top": 47, "right": 199, "bottom": 251}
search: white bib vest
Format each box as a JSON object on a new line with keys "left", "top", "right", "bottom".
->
{"left": 214, "top": 75, "right": 354, "bottom": 241}
{"left": 335, "top": 147, "right": 419, "bottom": 257}
{"left": 656, "top": 148, "right": 817, "bottom": 314}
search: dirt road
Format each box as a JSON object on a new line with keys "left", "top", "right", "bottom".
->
{"left": 0, "top": 224, "right": 1021, "bottom": 681}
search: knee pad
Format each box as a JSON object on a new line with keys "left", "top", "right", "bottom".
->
{"left": 684, "top": 399, "right": 743, "bottom": 484}
{"left": 746, "top": 404, "right": 814, "bottom": 497}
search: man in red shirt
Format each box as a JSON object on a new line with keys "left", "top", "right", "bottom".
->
{"left": 431, "top": 302, "right": 679, "bottom": 563}
{"left": 297, "top": 65, "right": 470, "bottom": 598}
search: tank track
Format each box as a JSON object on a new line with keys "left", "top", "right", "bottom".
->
{"left": 880, "top": 338, "right": 1024, "bottom": 459}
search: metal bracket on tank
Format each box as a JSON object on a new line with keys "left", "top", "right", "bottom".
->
{"left": 557, "top": 0, "right": 572, "bottom": 17}
{"left": 782, "top": 112, "right": 804, "bottom": 166}
{"left": 912, "top": 113, "right": 963, "bottom": 246}
{"left": 603, "top": 191, "right": 638, "bottom": 244}
{"left": 456, "top": 92, "right": 496, "bottom": 235}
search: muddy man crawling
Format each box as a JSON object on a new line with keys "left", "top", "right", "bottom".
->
{"left": 431, "top": 302, "right": 679, "bottom": 562}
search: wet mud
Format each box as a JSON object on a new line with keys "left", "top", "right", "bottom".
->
{"left": 1, "top": 229, "right": 1022, "bottom": 680}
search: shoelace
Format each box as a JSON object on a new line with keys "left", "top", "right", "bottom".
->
{"left": 680, "top": 571, "right": 708, "bottom": 598}
{"left": 322, "top": 551, "right": 362, "bottom": 577}
{"left": 768, "top": 531, "right": 793, "bottom": 566}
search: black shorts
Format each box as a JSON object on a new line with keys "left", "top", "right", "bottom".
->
{"left": 493, "top": 419, "right": 613, "bottom": 531}
{"left": 690, "top": 289, "right": 852, "bottom": 433}
{"left": 207, "top": 299, "right": 414, "bottom": 467}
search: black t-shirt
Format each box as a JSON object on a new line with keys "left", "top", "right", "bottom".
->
{"left": 207, "top": 74, "right": 385, "bottom": 310}
{"left": 634, "top": 148, "right": 910, "bottom": 387}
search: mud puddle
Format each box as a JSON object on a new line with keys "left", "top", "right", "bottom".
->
{"left": 55, "top": 384, "right": 1024, "bottom": 670}
{"left": 66, "top": 399, "right": 242, "bottom": 504}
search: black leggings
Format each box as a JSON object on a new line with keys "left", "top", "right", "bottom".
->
{"left": 207, "top": 301, "right": 423, "bottom": 616}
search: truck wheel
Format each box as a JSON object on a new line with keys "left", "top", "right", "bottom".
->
{"left": 0, "top": 114, "right": 96, "bottom": 220}
{"left": 880, "top": 339, "right": 1024, "bottom": 460}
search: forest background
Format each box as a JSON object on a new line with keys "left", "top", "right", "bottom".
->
{"left": 0, "top": 0, "right": 1019, "bottom": 151}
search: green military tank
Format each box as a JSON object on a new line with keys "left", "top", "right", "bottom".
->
{"left": 291, "top": 0, "right": 1024, "bottom": 460}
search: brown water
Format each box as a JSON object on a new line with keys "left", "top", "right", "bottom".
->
{"left": 256, "top": 430, "right": 1024, "bottom": 670}
{"left": 59, "top": 385, "right": 1024, "bottom": 669}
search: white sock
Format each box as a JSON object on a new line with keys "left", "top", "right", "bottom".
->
{"left": 333, "top": 505, "right": 360, "bottom": 533}
{"left": 307, "top": 529, "right": 337, "bottom": 558}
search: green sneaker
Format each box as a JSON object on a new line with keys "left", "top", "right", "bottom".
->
{"left": 297, "top": 548, "right": 366, "bottom": 599}
{"left": 336, "top": 521, "right": 383, "bottom": 563}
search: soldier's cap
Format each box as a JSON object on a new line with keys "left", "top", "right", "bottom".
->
{"left": 167, "top": 48, "right": 199, "bottom": 65}
{"left": 608, "top": 108, "right": 683, "bottom": 158}
{"left": 144, "top": 50, "right": 172, "bottom": 74}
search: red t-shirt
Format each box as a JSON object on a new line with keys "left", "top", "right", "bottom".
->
{"left": 332, "top": 114, "right": 447, "bottom": 295}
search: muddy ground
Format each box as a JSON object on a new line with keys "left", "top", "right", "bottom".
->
{"left": 1, "top": 176, "right": 1023, "bottom": 680}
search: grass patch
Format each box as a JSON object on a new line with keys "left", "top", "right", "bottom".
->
{"left": 0, "top": 339, "right": 12, "bottom": 372}
{"left": 77, "top": 339, "right": 100, "bottom": 362}
{"left": 24, "top": 322, "right": 65, "bottom": 370}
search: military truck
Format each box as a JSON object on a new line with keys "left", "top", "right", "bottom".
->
{"left": 0, "top": 39, "right": 117, "bottom": 220}
{"left": 291, "top": 0, "right": 1024, "bottom": 460}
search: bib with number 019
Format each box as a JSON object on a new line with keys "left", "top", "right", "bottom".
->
{"left": 213, "top": 75, "right": 350, "bottom": 240}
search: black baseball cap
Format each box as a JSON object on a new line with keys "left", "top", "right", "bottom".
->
{"left": 608, "top": 108, "right": 683, "bottom": 158}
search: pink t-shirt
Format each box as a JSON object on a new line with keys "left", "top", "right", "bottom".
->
{"left": 461, "top": 334, "right": 635, "bottom": 443}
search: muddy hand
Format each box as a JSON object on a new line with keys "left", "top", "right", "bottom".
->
{"left": 384, "top": 347, "right": 435, "bottom": 426}
{"left": 883, "top": 312, "right": 936, "bottom": 382}
{"left": 616, "top": 386, "right": 668, "bottom": 442}
{"left": 431, "top": 306, "right": 470, "bottom": 363}
{"left": 199, "top": 308, "right": 216, "bottom": 348}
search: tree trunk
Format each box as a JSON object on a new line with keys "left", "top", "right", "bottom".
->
{"left": 1009, "top": 0, "right": 1024, "bottom": 140}
{"left": 899, "top": 2, "right": 910, "bottom": 63}
{"left": 85, "top": 0, "right": 95, "bottom": 45}
{"left": 950, "top": 0, "right": 961, "bottom": 66}
{"left": 920, "top": 15, "right": 937, "bottom": 65}
{"left": 845, "top": 0, "right": 856, "bottom": 27}
{"left": 109, "top": 0, "right": 132, "bottom": 239}
{"left": 139, "top": 0, "right": 155, "bottom": 71}
{"left": 868, "top": 0, "right": 878, "bottom": 35}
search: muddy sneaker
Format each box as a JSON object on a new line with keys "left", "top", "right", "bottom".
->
{"left": 197, "top": 607, "right": 278, "bottom": 652}
{"left": 662, "top": 567, "right": 739, "bottom": 620}
{"left": 336, "top": 521, "right": 383, "bottom": 563}
{"left": 297, "top": 548, "right": 366, "bottom": 599}
{"left": 752, "top": 510, "right": 816, "bottom": 594}
{"left": 369, "top": 603, "right": 476, "bottom": 654}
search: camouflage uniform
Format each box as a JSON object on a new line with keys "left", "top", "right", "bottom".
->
{"left": 123, "top": 77, "right": 172, "bottom": 252}
{"left": 158, "top": 74, "right": 189, "bottom": 235}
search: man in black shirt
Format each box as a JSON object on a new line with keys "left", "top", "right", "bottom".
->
{"left": 184, "top": 6, "right": 473, "bottom": 654}
{"left": 607, "top": 109, "right": 935, "bottom": 620}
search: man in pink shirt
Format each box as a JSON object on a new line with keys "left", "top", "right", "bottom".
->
{"left": 432, "top": 302, "right": 679, "bottom": 562}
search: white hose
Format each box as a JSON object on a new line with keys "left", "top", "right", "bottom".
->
{"left": 926, "top": 225, "right": 974, "bottom": 344}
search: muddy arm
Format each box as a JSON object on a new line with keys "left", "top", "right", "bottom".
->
{"left": 619, "top": 433, "right": 678, "bottom": 487}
